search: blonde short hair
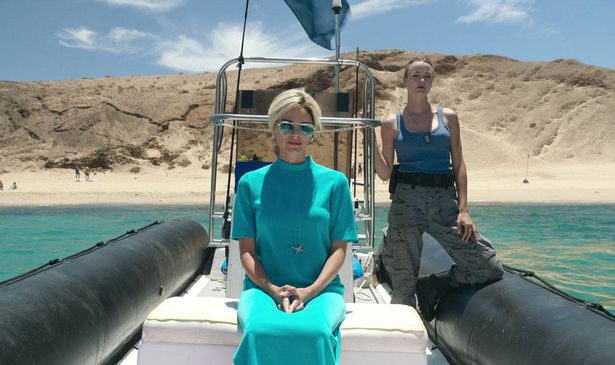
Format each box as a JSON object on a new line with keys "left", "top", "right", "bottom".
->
{"left": 267, "top": 89, "right": 322, "bottom": 131}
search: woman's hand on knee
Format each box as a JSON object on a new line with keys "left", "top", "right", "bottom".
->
{"left": 456, "top": 211, "right": 479, "bottom": 243}
{"left": 288, "top": 299, "right": 305, "bottom": 313}
{"left": 281, "top": 296, "right": 293, "bottom": 313}
{"left": 269, "top": 284, "right": 316, "bottom": 313}
{"left": 294, "top": 287, "right": 314, "bottom": 303}
{"left": 268, "top": 284, "right": 296, "bottom": 312}
{"left": 287, "top": 287, "right": 314, "bottom": 313}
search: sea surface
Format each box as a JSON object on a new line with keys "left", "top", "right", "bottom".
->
{"left": 1, "top": 204, "right": 613, "bottom": 313}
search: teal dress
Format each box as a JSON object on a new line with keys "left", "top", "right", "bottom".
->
{"left": 231, "top": 156, "right": 358, "bottom": 365}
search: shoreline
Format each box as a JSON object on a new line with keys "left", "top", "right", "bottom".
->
{"left": 2, "top": 189, "right": 614, "bottom": 207}
{"left": 2, "top": 201, "right": 614, "bottom": 209}
{"left": 1, "top": 166, "right": 614, "bottom": 207}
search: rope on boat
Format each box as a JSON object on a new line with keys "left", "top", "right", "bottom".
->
{"left": 0, "top": 220, "right": 164, "bottom": 287}
{"left": 503, "top": 264, "right": 615, "bottom": 320}
{"left": 354, "top": 251, "right": 375, "bottom": 295}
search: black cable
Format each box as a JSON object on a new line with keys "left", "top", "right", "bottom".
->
{"left": 503, "top": 264, "right": 615, "bottom": 320}
{"left": 352, "top": 48, "right": 360, "bottom": 196}
{"left": 223, "top": 0, "right": 250, "bottom": 225}
{"left": 0, "top": 221, "right": 163, "bottom": 287}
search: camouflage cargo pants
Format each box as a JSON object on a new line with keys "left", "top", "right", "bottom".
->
{"left": 383, "top": 184, "right": 504, "bottom": 307}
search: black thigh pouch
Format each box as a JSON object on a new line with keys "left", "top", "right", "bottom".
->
{"left": 388, "top": 164, "right": 400, "bottom": 196}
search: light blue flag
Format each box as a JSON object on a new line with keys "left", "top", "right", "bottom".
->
{"left": 284, "top": 0, "right": 351, "bottom": 50}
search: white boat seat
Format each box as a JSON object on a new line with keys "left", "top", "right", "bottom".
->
{"left": 138, "top": 296, "right": 428, "bottom": 365}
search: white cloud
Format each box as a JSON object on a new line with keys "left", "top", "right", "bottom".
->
{"left": 109, "top": 28, "right": 149, "bottom": 43}
{"left": 157, "top": 36, "right": 207, "bottom": 72}
{"left": 56, "top": 22, "right": 329, "bottom": 73}
{"left": 100, "top": 0, "right": 184, "bottom": 11}
{"left": 56, "top": 27, "right": 151, "bottom": 53}
{"left": 157, "top": 22, "right": 327, "bottom": 73}
{"left": 351, "top": 0, "right": 431, "bottom": 20}
{"left": 57, "top": 27, "right": 98, "bottom": 49}
{"left": 457, "top": 0, "right": 530, "bottom": 24}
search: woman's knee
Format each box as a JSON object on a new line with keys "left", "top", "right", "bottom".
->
{"left": 472, "top": 258, "right": 504, "bottom": 284}
{"left": 295, "top": 320, "right": 332, "bottom": 341}
{"left": 488, "top": 258, "right": 504, "bottom": 281}
{"left": 243, "top": 316, "right": 330, "bottom": 342}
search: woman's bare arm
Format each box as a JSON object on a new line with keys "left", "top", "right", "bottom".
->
{"left": 239, "top": 237, "right": 290, "bottom": 304}
{"left": 445, "top": 108, "right": 477, "bottom": 242}
{"left": 289, "top": 241, "right": 347, "bottom": 312}
{"left": 374, "top": 114, "right": 397, "bottom": 181}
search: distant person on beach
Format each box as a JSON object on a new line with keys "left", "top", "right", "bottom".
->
{"left": 232, "top": 89, "right": 357, "bottom": 365}
{"left": 11, "top": 182, "right": 17, "bottom": 190}
{"left": 373, "top": 56, "right": 503, "bottom": 321}
{"left": 0, "top": 180, "right": 3, "bottom": 191}
{"left": 75, "top": 165, "right": 81, "bottom": 180}
{"left": 84, "top": 167, "right": 90, "bottom": 181}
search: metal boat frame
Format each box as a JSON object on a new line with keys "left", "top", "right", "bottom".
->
{"left": 207, "top": 56, "right": 381, "bottom": 250}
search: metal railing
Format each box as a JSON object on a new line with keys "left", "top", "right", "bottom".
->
{"left": 207, "top": 57, "right": 379, "bottom": 248}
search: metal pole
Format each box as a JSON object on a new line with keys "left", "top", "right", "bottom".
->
{"left": 333, "top": 0, "right": 341, "bottom": 94}
{"left": 332, "top": 1, "right": 342, "bottom": 172}
{"left": 352, "top": 47, "right": 359, "bottom": 196}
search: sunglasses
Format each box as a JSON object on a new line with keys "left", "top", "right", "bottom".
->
{"left": 277, "top": 120, "right": 315, "bottom": 137}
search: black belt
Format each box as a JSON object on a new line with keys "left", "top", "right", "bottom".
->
{"left": 396, "top": 172, "right": 454, "bottom": 188}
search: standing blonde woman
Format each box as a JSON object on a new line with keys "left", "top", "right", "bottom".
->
{"left": 375, "top": 57, "right": 503, "bottom": 321}
{"left": 232, "top": 89, "right": 357, "bottom": 364}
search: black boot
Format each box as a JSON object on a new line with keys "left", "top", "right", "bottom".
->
{"left": 416, "top": 273, "right": 451, "bottom": 321}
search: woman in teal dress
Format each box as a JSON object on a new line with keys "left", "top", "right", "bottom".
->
{"left": 231, "top": 89, "right": 358, "bottom": 365}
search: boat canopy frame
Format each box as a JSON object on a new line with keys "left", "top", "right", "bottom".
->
{"left": 207, "top": 56, "right": 380, "bottom": 249}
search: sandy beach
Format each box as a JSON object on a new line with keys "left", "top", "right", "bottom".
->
{"left": 2, "top": 52, "right": 615, "bottom": 207}
{"left": 1, "top": 162, "right": 614, "bottom": 207}
{"left": 0, "top": 51, "right": 615, "bottom": 206}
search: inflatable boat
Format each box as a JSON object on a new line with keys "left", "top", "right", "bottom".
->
{"left": 377, "top": 231, "right": 615, "bottom": 365}
{"left": 0, "top": 219, "right": 208, "bottom": 364}
{"left": 1, "top": 1, "right": 614, "bottom": 364}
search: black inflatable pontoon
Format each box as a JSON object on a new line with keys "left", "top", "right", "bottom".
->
{"left": 0, "top": 218, "right": 208, "bottom": 365}
{"left": 378, "top": 231, "right": 615, "bottom": 365}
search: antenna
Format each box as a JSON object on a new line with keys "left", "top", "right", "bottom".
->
{"left": 333, "top": 0, "right": 341, "bottom": 94}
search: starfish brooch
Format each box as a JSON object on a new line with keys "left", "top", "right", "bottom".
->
{"left": 292, "top": 242, "right": 304, "bottom": 255}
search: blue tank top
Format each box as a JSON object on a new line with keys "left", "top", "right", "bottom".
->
{"left": 396, "top": 107, "right": 452, "bottom": 174}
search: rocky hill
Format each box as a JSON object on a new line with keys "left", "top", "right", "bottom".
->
{"left": 1, "top": 50, "right": 614, "bottom": 174}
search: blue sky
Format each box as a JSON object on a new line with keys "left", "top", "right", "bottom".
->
{"left": 1, "top": 0, "right": 614, "bottom": 81}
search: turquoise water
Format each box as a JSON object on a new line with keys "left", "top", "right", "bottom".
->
{"left": 1, "top": 204, "right": 613, "bottom": 313}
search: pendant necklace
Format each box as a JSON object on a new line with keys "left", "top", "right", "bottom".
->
{"left": 423, "top": 109, "right": 433, "bottom": 144}
{"left": 405, "top": 106, "right": 432, "bottom": 144}
{"left": 291, "top": 224, "right": 305, "bottom": 255}
{"left": 292, "top": 242, "right": 304, "bottom": 255}
{"left": 290, "top": 197, "right": 305, "bottom": 256}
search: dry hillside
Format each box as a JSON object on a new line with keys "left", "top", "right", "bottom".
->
{"left": 1, "top": 50, "right": 614, "bottom": 175}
